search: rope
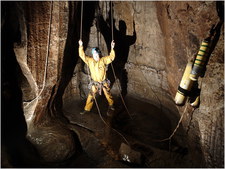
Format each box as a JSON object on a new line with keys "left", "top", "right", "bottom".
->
{"left": 24, "top": 1, "right": 53, "bottom": 106}
{"left": 110, "top": 64, "right": 133, "bottom": 119}
{"left": 110, "top": 1, "right": 114, "bottom": 41}
{"left": 80, "top": 0, "right": 83, "bottom": 40}
{"left": 158, "top": 103, "right": 189, "bottom": 142}
{"left": 79, "top": 1, "right": 130, "bottom": 146}
{"left": 186, "top": 108, "right": 196, "bottom": 135}
{"left": 93, "top": 95, "right": 130, "bottom": 146}
{"left": 96, "top": 5, "right": 100, "bottom": 47}
{"left": 109, "top": 1, "right": 132, "bottom": 119}
{"left": 85, "top": 58, "right": 130, "bottom": 145}
{"left": 136, "top": 103, "right": 194, "bottom": 144}
{"left": 85, "top": 60, "right": 130, "bottom": 145}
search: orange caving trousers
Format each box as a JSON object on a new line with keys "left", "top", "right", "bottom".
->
{"left": 84, "top": 82, "right": 114, "bottom": 111}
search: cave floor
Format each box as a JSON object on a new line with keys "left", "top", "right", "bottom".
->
{"left": 63, "top": 94, "right": 196, "bottom": 167}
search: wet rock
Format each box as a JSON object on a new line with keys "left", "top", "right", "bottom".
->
{"left": 65, "top": 2, "right": 223, "bottom": 167}
{"left": 3, "top": 0, "right": 223, "bottom": 168}
{"left": 6, "top": 1, "right": 79, "bottom": 164}
{"left": 27, "top": 124, "right": 75, "bottom": 162}
{"left": 156, "top": 2, "right": 223, "bottom": 167}
{"left": 119, "top": 143, "right": 142, "bottom": 165}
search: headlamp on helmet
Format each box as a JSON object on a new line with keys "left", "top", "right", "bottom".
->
{"left": 91, "top": 47, "right": 101, "bottom": 55}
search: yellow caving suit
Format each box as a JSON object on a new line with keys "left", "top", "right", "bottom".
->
{"left": 79, "top": 46, "right": 115, "bottom": 111}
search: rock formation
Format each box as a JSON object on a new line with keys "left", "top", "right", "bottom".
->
{"left": 2, "top": 1, "right": 224, "bottom": 168}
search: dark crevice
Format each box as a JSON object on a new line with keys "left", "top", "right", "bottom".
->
{"left": 2, "top": 2, "right": 41, "bottom": 167}
{"left": 51, "top": 1, "right": 98, "bottom": 117}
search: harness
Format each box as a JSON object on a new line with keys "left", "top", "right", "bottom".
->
{"left": 88, "top": 79, "right": 110, "bottom": 95}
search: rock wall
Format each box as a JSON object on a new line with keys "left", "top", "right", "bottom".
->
{"left": 124, "top": 1, "right": 170, "bottom": 107}
{"left": 2, "top": 1, "right": 82, "bottom": 163}
{"left": 64, "top": 1, "right": 224, "bottom": 167}
{"left": 156, "top": 2, "right": 224, "bottom": 167}
{"left": 65, "top": 1, "right": 171, "bottom": 108}
{"left": 2, "top": 1, "right": 223, "bottom": 167}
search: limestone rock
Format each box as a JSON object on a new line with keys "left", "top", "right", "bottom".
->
{"left": 119, "top": 143, "right": 142, "bottom": 165}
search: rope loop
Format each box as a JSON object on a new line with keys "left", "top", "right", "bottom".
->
{"left": 24, "top": 1, "right": 53, "bottom": 106}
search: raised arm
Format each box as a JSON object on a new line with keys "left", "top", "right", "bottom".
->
{"left": 127, "top": 20, "right": 137, "bottom": 45}
{"left": 78, "top": 40, "right": 91, "bottom": 65}
{"left": 102, "top": 40, "right": 115, "bottom": 64}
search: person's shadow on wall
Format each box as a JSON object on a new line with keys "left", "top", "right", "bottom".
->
{"left": 98, "top": 13, "right": 136, "bottom": 98}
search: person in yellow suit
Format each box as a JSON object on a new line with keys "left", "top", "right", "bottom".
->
{"left": 78, "top": 39, "right": 116, "bottom": 115}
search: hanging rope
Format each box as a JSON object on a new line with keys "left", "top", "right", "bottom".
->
{"left": 110, "top": 64, "right": 133, "bottom": 119}
{"left": 85, "top": 57, "right": 130, "bottom": 146}
{"left": 24, "top": 1, "right": 53, "bottom": 106}
{"left": 96, "top": 5, "right": 100, "bottom": 47}
{"left": 80, "top": 2, "right": 130, "bottom": 146}
{"left": 108, "top": 1, "right": 182, "bottom": 145}
{"left": 80, "top": 0, "right": 83, "bottom": 40}
{"left": 158, "top": 103, "right": 192, "bottom": 142}
{"left": 93, "top": 95, "right": 130, "bottom": 146}
{"left": 109, "top": 1, "right": 132, "bottom": 119}
{"left": 110, "top": 1, "right": 114, "bottom": 41}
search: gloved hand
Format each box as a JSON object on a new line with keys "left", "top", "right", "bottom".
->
{"left": 79, "top": 39, "right": 83, "bottom": 47}
{"left": 111, "top": 40, "right": 115, "bottom": 49}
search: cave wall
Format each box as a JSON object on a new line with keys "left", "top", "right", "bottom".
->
{"left": 114, "top": 2, "right": 224, "bottom": 167}
{"left": 18, "top": 1, "right": 69, "bottom": 125}
{"left": 2, "top": 1, "right": 223, "bottom": 167}
{"left": 64, "top": 1, "right": 171, "bottom": 108}
{"left": 156, "top": 2, "right": 224, "bottom": 167}
{"left": 2, "top": 1, "right": 82, "bottom": 164}
{"left": 64, "top": 1, "right": 224, "bottom": 167}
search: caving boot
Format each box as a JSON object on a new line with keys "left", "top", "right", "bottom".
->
{"left": 107, "top": 105, "right": 115, "bottom": 117}
{"left": 80, "top": 110, "right": 90, "bottom": 115}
